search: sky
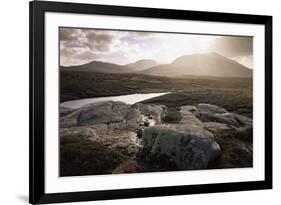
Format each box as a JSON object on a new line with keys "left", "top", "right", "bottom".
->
{"left": 60, "top": 27, "right": 253, "bottom": 68}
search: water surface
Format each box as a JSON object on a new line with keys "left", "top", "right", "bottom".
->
{"left": 61, "top": 92, "right": 169, "bottom": 109}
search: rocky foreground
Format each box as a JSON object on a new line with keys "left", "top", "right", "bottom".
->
{"left": 60, "top": 101, "right": 253, "bottom": 176}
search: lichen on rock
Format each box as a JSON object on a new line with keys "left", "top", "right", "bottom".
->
{"left": 141, "top": 125, "right": 221, "bottom": 170}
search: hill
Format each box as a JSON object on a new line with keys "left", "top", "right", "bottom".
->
{"left": 141, "top": 52, "right": 252, "bottom": 78}
{"left": 61, "top": 59, "right": 157, "bottom": 73}
{"left": 125, "top": 59, "right": 158, "bottom": 72}
{"left": 60, "top": 61, "right": 127, "bottom": 73}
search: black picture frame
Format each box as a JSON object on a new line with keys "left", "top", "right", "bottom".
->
{"left": 29, "top": 1, "right": 272, "bottom": 204}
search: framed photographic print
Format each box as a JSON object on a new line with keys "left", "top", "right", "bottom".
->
{"left": 29, "top": 0, "right": 272, "bottom": 204}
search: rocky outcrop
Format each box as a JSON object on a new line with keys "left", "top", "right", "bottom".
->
{"left": 132, "top": 103, "right": 166, "bottom": 124}
{"left": 60, "top": 109, "right": 81, "bottom": 128}
{"left": 208, "top": 129, "right": 253, "bottom": 168}
{"left": 198, "top": 103, "right": 253, "bottom": 129}
{"left": 142, "top": 125, "right": 221, "bottom": 170}
{"left": 180, "top": 107, "right": 203, "bottom": 127}
{"left": 60, "top": 106, "right": 76, "bottom": 117}
{"left": 198, "top": 103, "right": 227, "bottom": 114}
{"left": 60, "top": 126, "right": 98, "bottom": 141}
{"left": 180, "top": 105, "right": 200, "bottom": 118}
{"left": 60, "top": 125, "right": 142, "bottom": 158}
{"left": 203, "top": 122, "right": 230, "bottom": 130}
{"left": 78, "top": 101, "right": 141, "bottom": 127}
{"left": 60, "top": 101, "right": 142, "bottom": 129}
{"left": 60, "top": 101, "right": 253, "bottom": 175}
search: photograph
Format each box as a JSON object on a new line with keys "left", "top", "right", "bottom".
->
{"left": 59, "top": 27, "right": 254, "bottom": 177}
{"left": 28, "top": 1, "right": 273, "bottom": 203}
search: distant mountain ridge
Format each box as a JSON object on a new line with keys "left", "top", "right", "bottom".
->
{"left": 125, "top": 59, "right": 158, "bottom": 72}
{"left": 140, "top": 52, "right": 252, "bottom": 77}
{"left": 61, "top": 53, "right": 252, "bottom": 78}
{"left": 61, "top": 59, "right": 157, "bottom": 73}
{"left": 60, "top": 61, "right": 127, "bottom": 73}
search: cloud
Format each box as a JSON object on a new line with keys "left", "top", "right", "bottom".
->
{"left": 61, "top": 29, "right": 114, "bottom": 51}
{"left": 59, "top": 28, "right": 253, "bottom": 68}
{"left": 60, "top": 28, "right": 116, "bottom": 65}
{"left": 74, "top": 50, "right": 98, "bottom": 60}
{"left": 83, "top": 30, "right": 113, "bottom": 51}
{"left": 60, "top": 28, "right": 81, "bottom": 41}
{"left": 60, "top": 28, "right": 156, "bottom": 66}
{"left": 210, "top": 36, "right": 253, "bottom": 57}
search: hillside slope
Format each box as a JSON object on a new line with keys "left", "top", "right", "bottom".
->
{"left": 141, "top": 52, "right": 252, "bottom": 77}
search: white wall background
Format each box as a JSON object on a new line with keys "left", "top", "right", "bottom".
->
{"left": 0, "top": 0, "right": 279, "bottom": 204}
